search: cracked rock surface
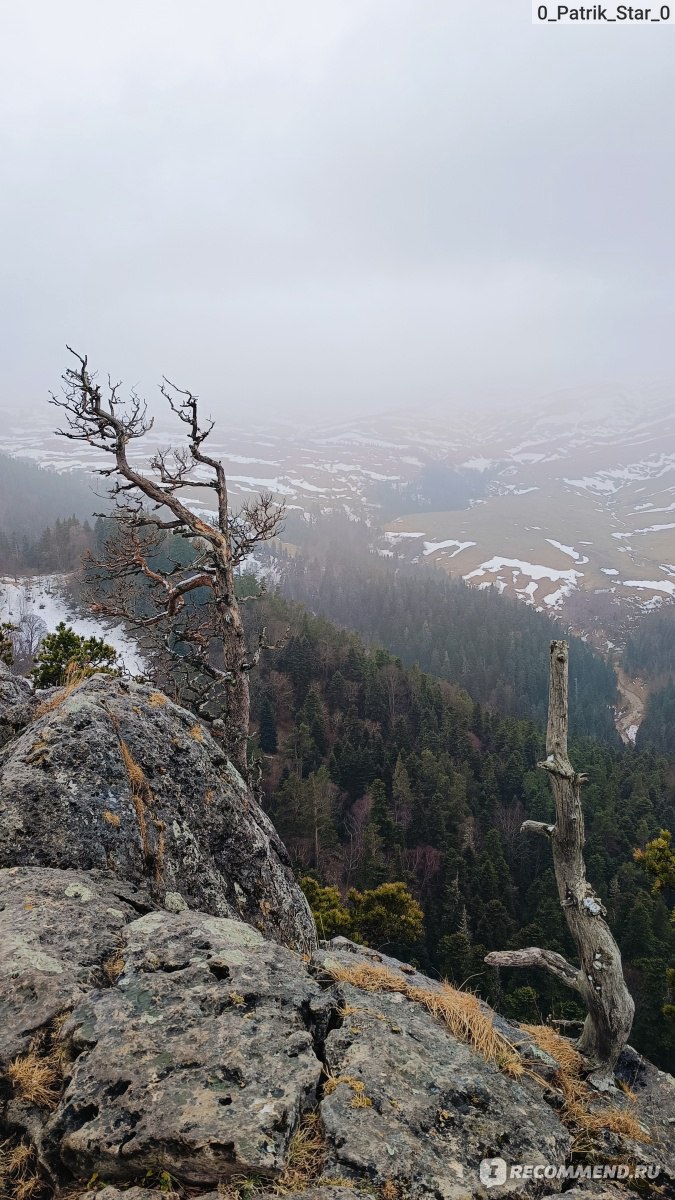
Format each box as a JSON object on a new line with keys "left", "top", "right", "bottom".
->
{"left": 45, "top": 909, "right": 328, "bottom": 1186}
{"left": 0, "top": 673, "right": 315, "bottom": 950}
{"left": 2, "top": 872, "right": 672, "bottom": 1200}
{"left": 311, "top": 942, "right": 570, "bottom": 1198}
{"left": 0, "top": 866, "right": 152, "bottom": 1066}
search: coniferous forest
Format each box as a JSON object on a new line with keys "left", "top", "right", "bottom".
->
{"left": 246, "top": 596, "right": 675, "bottom": 1072}
{"left": 270, "top": 527, "right": 620, "bottom": 743}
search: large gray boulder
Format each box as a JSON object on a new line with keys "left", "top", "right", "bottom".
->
{"left": 311, "top": 942, "right": 570, "bottom": 1198}
{"left": 44, "top": 909, "right": 329, "bottom": 1186}
{"left": 3, "top": 874, "right": 671, "bottom": 1200}
{"left": 0, "top": 673, "right": 315, "bottom": 950}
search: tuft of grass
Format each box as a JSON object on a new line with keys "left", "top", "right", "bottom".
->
{"left": 215, "top": 1111, "right": 327, "bottom": 1198}
{"left": 216, "top": 1177, "right": 270, "bottom": 1199}
{"left": 149, "top": 692, "right": 167, "bottom": 708}
{"left": 275, "top": 1110, "right": 326, "bottom": 1194}
{"left": 0, "top": 1140, "right": 45, "bottom": 1200}
{"left": 350, "top": 1093, "right": 373, "bottom": 1109}
{"left": 114, "top": 722, "right": 164, "bottom": 884}
{"left": 35, "top": 662, "right": 89, "bottom": 717}
{"left": 617, "top": 1078, "right": 637, "bottom": 1103}
{"left": 102, "top": 952, "right": 125, "bottom": 984}
{"left": 189, "top": 723, "right": 205, "bottom": 743}
{"left": 323, "top": 1073, "right": 366, "bottom": 1097}
{"left": 325, "top": 961, "right": 522, "bottom": 1074}
{"left": 102, "top": 810, "right": 121, "bottom": 828}
{"left": 6, "top": 1048, "right": 61, "bottom": 1110}
{"left": 521, "top": 1024, "right": 650, "bottom": 1145}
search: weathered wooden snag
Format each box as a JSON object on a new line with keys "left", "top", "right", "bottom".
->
{"left": 485, "top": 639, "right": 634, "bottom": 1088}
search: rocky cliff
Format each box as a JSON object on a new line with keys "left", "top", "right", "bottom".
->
{"left": 0, "top": 668, "right": 314, "bottom": 949}
{"left": 0, "top": 665, "right": 673, "bottom": 1200}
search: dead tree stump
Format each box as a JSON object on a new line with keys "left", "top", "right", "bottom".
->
{"left": 485, "top": 639, "right": 634, "bottom": 1088}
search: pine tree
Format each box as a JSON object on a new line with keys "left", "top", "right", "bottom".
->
{"left": 32, "top": 622, "right": 119, "bottom": 687}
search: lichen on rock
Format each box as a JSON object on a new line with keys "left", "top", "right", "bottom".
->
{"left": 0, "top": 673, "right": 315, "bottom": 950}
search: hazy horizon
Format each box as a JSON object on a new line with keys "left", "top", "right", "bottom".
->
{"left": 2, "top": 1, "right": 675, "bottom": 424}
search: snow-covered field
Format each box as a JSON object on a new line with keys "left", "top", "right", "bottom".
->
{"left": 464, "top": 557, "right": 584, "bottom": 609}
{"left": 0, "top": 575, "right": 147, "bottom": 675}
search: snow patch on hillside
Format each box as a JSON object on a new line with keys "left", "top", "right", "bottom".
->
{"left": 464, "top": 557, "right": 584, "bottom": 608}
{"left": 546, "top": 538, "right": 589, "bottom": 564}
{"left": 0, "top": 576, "right": 147, "bottom": 675}
{"left": 423, "top": 539, "right": 476, "bottom": 557}
{"left": 623, "top": 579, "right": 675, "bottom": 597}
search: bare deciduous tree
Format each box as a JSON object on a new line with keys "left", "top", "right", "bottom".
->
{"left": 51, "top": 348, "right": 284, "bottom": 778}
{"left": 485, "top": 640, "right": 634, "bottom": 1089}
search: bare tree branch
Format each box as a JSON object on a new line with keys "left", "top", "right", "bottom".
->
{"left": 53, "top": 349, "right": 285, "bottom": 777}
{"left": 485, "top": 947, "right": 582, "bottom": 991}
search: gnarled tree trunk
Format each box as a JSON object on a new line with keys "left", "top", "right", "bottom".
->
{"left": 486, "top": 639, "right": 634, "bottom": 1088}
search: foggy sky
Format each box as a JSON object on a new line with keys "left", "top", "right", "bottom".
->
{"left": 1, "top": 1, "right": 674, "bottom": 424}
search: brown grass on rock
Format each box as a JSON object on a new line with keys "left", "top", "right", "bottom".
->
{"left": 215, "top": 1111, "right": 327, "bottom": 1198}
{"left": 35, "top": 663, "right": 89, "bottom": 718}
{"left": 521, "top": 1024, "right": 649, "bottom": 1145}
{"left": 325, "top": 961, "right": 523, "bottom": 1075}
{"left": 324, "top": 963, "right": 651, "bottom": 1150}
{"left": 6, "top": 1049, "right": 61, "bottom": 1110}
{"left": 0, "top": 1140, "right": 45, "bottom": 1200}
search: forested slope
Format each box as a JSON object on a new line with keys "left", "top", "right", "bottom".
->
{"left": 624, "top": 610, "right": 675, "bottom": 682}
{"left": 276, "top": 544, "right": 620, "bottom": 743}
{"left": 623, "top": 610, "right": 675, "bottom": 754}
{"left": 0, "top": 453, "right": 98, "bottom": 540}
{"left": 248, "top": 594, "right": 675, "bottom": 1072}
{"left": 637, "top": 684, "right": 675, "bottom": 756}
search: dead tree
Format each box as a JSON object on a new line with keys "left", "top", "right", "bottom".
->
{"left": 51, "top": 348, "right": 284, "bottom": 778}
{"left": 485, "top": 640, "right": 634, "bottom": 1088}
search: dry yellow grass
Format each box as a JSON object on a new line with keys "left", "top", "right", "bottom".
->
{"left": 323, "top": 1073, "right": 366, "bottom": 1097}
{"left": 149, "top": 691, "right": 167, "bottom": 707}
{"left": 214, "top": 1112, "right": 326, "bottom": 1197}
{"left": 521, "top": 1022, "right": 583, "bottom": 1076}
{"left": 325, "top": 962, "right": 523, "bottom": 1075}
{"left": 116, "top": 731, "right": 164, "bottom": 883}
{"left": 521, "top": 1024, "right": 649, "bottom": 1144}
{"left": 617, "top": 1078, "right": 637, "bottom": 1103}
{"left": 325, "top": 965, "right": 649, "bottom": 1149}
{"left": 103, "top": 952, "right": 125, "bottom": 984}
{"left": 102, "top": 809, "right": 121, "bottom": 828}
{"left": 6, "top": 1050, "right": 61, "bottom": 1110}
{"left": 189, "top": 723, "right": 205, "bottom": 743}
{"left": 35, "top": 663, "right": 89, "bottom": 717}
{"left": 275, "top": 1110, "right": 326, "bottom": 1193}
{"left": 0, "top": 1140, "right": 44, "bottom": 1200}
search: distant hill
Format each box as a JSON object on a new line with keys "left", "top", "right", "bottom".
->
{"left": 0, "top": 453, "right": 100, "bottom": 537}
